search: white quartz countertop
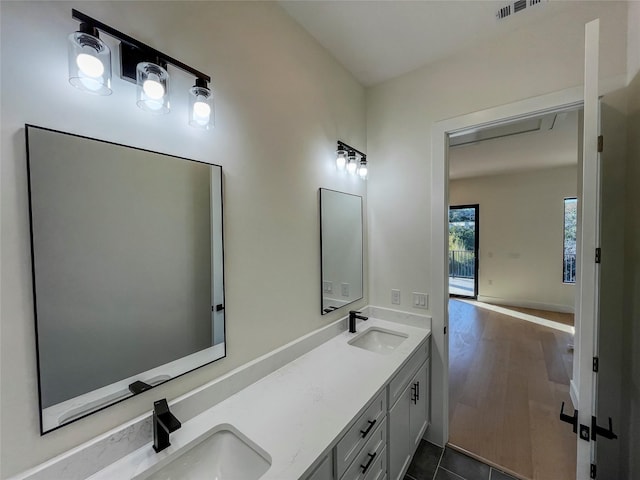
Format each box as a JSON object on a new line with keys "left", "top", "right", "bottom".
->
{"left": 88, "top": 317, "right": 431, "bottom": 480}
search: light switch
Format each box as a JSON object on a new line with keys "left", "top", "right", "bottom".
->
{"left": 341, "top": 283, "right": 350, "bottom": 297}
{"left": 413, "top": 292, "right": 428, "bottom": 309}
{"left": 323, "top": 281, "right": 333, "bottom": 294}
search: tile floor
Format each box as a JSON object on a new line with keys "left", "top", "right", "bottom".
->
{"left": 405, "top": 440, "right": 519, "bottom": 480}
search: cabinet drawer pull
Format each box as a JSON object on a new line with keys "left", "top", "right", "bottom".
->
{"left": 416, "top": 381, "right": 420, "bottom": 401}
{"left": 360, "top": 452, "right": 377, "bottom": 474}
{"left": 359, "top": 419, "right": 377, "bottom": 438}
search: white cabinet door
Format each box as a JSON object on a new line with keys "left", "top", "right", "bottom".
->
{"left": 388, "top": 384, "right": 412, "bottom": 480}
{"left": 409, "top": 360, "right": 429, "bottom": 448}
{"left": 305, "top": 453, "right": 334, "bottom": 480}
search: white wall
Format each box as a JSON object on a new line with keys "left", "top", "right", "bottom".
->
{"left": 366, "top": 1, "right": 628, "bottom": 444}
{"left": 450, "top": 166, "right": 577, "bottom": 311}
{"left": 0, "top": 1, "right": 366, "bottom": 477}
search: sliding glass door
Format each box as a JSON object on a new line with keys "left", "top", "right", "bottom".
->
{"left": 448, "top": 205, "right": 479, "bottom": 298}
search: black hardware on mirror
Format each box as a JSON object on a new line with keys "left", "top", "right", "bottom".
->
{"left": 559, "top": 401, "right": 578, "bottom": 434}
{"left": 128, "top": 380, "right": 152, "bottom": 395}
{"left": 153, "top": 399, "right": 181, "bottom": 453}
{"left": 360, "top": 452, "right": 377, "bottom": 474}
{"left": 348, "top": 310, "right": 368, "bottom": 333}
{"left": 360, "top": 419, "right": 377, "bottom": 438}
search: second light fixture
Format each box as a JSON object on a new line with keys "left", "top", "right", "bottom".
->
{"left": 336, "top": 141, "right": 368, "bottom": 179}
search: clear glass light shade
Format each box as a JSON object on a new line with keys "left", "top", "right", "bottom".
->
{"left": 188, "top": 85, "right": 214, "bottom": 129}
{"left": 68, "top": 31, "right": 112, "bottom": 95}
{"left": 346, "top": 155, "right": 358, "bottom": 175}
{"left": 358, "top": 160, "right": 368, "bottom": 179}
{"left": 336, "top": 149, "right": 347, "bottom": 170}
{"left": 136, "top": 62, "right": 170, "bottom": 114}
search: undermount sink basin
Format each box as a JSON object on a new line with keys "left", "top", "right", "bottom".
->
{"left": 135, "top": 424, "right": 271, "bottom": 480}
{"left": 348, "top": 327, "right": 408, "bottom": 355}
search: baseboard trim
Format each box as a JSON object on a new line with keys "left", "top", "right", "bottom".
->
{"left": 446, "top": 443, "right": 528, "bottom": 480}
{"left": 476, "top": 295, "right": 575, "bottom": 314}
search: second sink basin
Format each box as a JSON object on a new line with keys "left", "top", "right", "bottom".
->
{"left": 348, "top": 327, "right": 408, "bottom": 355}
{"left": 135, "top": 424, "right": 271, "bottom": 480}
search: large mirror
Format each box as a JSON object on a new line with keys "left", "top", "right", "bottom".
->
{"left": 320, "top": 188, "right": 363, "bottom": 314}
{"left": 26, "top": 125, "right": 225, "bottom": 433}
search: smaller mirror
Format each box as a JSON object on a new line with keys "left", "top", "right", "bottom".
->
{"left": 320, "top": 189, "right": 363, "bottom": 314}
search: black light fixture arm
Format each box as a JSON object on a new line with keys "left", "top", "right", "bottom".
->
{"left": 71, "top": 9, "right": 211, "bottom": 83}
{"left": 338, "top": 140, "right": 366, "bottom": 159}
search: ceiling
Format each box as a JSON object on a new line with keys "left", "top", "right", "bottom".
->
{"left": 279, "top": 0, "right": 576, "bottom": 86}
{"left": 448, "top": 109, "right": 579, "bottom": 180}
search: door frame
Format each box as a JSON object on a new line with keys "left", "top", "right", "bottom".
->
{"left": 448, "top": 204, "right": 479, "bottom": 299}
{"left": 427, "top": 85, "right": 586, "bottom": 448}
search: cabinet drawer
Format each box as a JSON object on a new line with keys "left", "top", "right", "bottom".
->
{"left": 336, "top": 390, "right": 387, "bottom": 478}
{"left": 388, "top": 339, "right": 430, "bottom": 408}
{"left": 341, "top": 418, "right": 387, "bottom": 480}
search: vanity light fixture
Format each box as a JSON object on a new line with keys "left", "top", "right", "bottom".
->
{"left": 336, "top": 141, "right": 368, "bottom": 179}
{"left": 68, "top": 10, "right": 213, "bottom": 127}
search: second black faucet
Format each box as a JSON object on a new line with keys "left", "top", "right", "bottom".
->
{"left": 349, "top": 310, "right": 368, "bottom": 333}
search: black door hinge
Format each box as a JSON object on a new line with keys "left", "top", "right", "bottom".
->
{"left": 595, "top": 248, "right": 601, "bottom": 264}
{"left": 597, "top": 135, "right": 604, "bottom": 153}
{"left": 591, "top": 463, "right": 597, "bottom": 479}
{"left": 593, "top": 356, "right": 599, "bottom": 372}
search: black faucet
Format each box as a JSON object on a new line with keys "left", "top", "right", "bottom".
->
{"left": 349, "top": 310, "right": 368, "bottom": 333}
{"left": 153, "top": 399, "right": 181, "bottom": 453}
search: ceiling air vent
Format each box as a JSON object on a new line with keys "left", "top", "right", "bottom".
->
{"left": 497, "top": 0, "right": 546, "bottom": 19}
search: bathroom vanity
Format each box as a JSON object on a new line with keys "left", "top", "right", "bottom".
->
{"left": 11, "top": 313, "right": 430, "bottom": 480}
{"left": 93, "top": 316, "right": 429, "bottom": 480}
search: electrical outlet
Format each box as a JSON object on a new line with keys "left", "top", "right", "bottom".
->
{"left": 323, "top": 281, "right": 333, "bottom": 294}
{"left": 341, "top": 283, "right": 350, "bottom": 297}
{"left": 391, "top": 289, "right": 401, "bottom": 305}
{"left": 413, "top": 292, "right": 428, "bottom": 309}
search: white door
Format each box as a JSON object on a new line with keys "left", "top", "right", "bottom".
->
{"left": 575, "top": 18, "right": 601, "bottom": 480}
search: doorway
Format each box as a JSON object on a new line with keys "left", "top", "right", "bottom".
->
{"left": 444, "top": 108, "right": 580, "bottom": 479}
{"left": 448, "top": 205, "right": 478, "bottom": 299}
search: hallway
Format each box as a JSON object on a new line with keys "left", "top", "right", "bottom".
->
{"left": 448, "top": 299, "right": 576, "bottom": 479}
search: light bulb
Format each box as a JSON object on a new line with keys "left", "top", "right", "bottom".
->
{"left": 188, "top": 80, "right": 214, "bottom": 129}
{"left": 136, "top": 62, "right": 170, "bottom": 114}
{"left": 336, "top": 150, "right": 347, "bottom": 170}
{"left": 347, "top": 158, "right": 357, "bottom": 174}
{"left": 76, "top": 52, "right": 104, "bottom": 77}
{"left": 143, "top": 75, "right": 165, "bottom": 100}
{"left": 192, "top": 98, "right": 211, "bottom": 125}
{"left": 68, "top": 27, "right": 112, "bottom": 96}
{"left": 358, "top": 164, "right": 368, "bottom": 179}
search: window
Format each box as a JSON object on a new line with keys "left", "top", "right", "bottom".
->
{"left": 563, "top": 198, "right": 577, "bottom": 283}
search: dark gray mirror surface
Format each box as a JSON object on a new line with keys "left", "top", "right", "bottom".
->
{"left": 26, "top": 125, "right": 225, "bottom": 433}
{"left": 320, "top": 188, "right": 363, "bottom": 314}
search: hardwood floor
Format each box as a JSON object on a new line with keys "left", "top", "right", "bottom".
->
{"left": 448, "top": 299, "right": 576, "bottom": 480}
{"left": 504, "top": 305, "right": 574, "bottom": 327}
